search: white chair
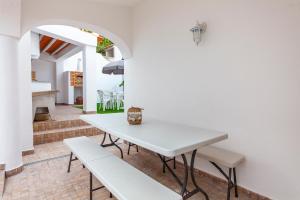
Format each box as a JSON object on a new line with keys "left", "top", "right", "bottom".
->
{"left": 103, "top": 91, "right": 114, "bottom": 111}
{"left": 97, "top": 90, "right": 104, "bottom": 111}
{"left": 116, "top": 93, "right": 124, "bottom": 110}
{"left": 97, "top": 90, "right": 112, "bottom": 111}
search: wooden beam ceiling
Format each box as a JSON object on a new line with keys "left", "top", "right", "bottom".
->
{"left": 40, "top": 36, "right": 53, "bottom": 51}
{"left": 39, "top": 34, "right": 71, "bottom": 56}
{"left": 46, "top": 39, "right": 65, "bottom": 54}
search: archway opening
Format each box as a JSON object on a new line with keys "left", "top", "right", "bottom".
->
{"left": 19, "top": 22, "right": 130, "bottom": 147}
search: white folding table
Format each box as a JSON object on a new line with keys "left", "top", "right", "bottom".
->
{"left": 80, "top": 114, "right": 228, "bottom": 200}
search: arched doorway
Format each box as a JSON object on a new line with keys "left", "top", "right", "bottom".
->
{"left": 18, "top": 21, "right": 131, "bottom": 170}
{"left": 1, "top": 0, "right": 133, "bottom": 173}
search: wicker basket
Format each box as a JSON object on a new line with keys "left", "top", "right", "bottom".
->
{"left": 127, "top": 107, "right": 143, "bottom": 125}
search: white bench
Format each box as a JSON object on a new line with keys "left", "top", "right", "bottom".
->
{"left": 64, "top": 136, "right": 182, "bottom": 200}
{"left": 198, "top": 146, "right": 245, "bottom": 200}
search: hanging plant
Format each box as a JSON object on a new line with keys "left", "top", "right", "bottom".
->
{"left": 96, "top": 37, "right": 113, "bottom": 56}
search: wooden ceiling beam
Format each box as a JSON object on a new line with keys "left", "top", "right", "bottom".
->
{"left": 40, "top": 35, "right": 53, "bottom": 51}
{"left": 42, "top": 38, "right": 56, "bottom": 52}
{"left": 46, "top": 40, "right": 65, "bottom": 54}
{"left": 51, "top": 42, "right": 69, "bottom": 56}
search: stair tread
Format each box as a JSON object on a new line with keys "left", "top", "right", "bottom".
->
{"left": 34, "top": 125, "right": 96, "bottom": 135}
{"left": 33, "top": 119, "right": 89, "bottom": 132}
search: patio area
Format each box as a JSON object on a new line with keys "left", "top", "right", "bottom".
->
{"left": 3, "top": 135, "right": 256, "bottom": 200}
{"left": 1, "top": 0, "right": 298, "bottom": 199}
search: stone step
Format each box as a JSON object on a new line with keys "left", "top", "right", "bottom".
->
{"left": 33, "top": 125, "right": 101, "bottom": 145}
{"left": 33, "top": 119, "right": 89, "bottom": 132}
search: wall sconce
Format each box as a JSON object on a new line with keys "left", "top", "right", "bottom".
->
{"left": 190, "top": 21, "right": 207, "bottom": 46}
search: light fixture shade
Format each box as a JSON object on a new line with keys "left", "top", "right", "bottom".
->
{"left": 191, "top": 22, "right": 207, "bottom": 46}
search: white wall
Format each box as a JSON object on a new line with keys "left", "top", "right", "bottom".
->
{"left": 21, "top": 0, "right": 132, "bottom": 58}
{"left": 18, "top": 32, "right": 34, "bottom": 152}
{"left": 64, "top": 52, "right": 83, "bottom": 72}
{"left": 32, "top": 59, "right": 56, "bottom": 90}
{"left": 0, "top": 35, "right": 23, "bottom": 170}
{"left": 0, "top": 0, "right": 21, "bottom": 37}
{"left": 30, "top": 32, "right": 40, "bottom": 59}
{"left": 83, "top": 45, "right": 98, "bottom": 112}
{"left": 127, "top": 0, "right": 300, "bottom": 199}
{"left": 55, "top": 60, "right": 65, "bottom": 103}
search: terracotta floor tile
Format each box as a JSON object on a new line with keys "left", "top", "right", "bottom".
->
{"left": 3, "top": 135, "right": 255, "bottom": 200}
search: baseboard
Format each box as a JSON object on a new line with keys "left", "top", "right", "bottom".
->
{"left": 0, "top": 168, "right": 5, "bottom": 197}
{"left": 5, "top": 165, "right": 24, "bottom": 178}
{"left": 22, "top": 149, "right": 35, "bottom": 156}
{"left": 83, "top": 111, "right": 97, "bottom": 114}
{"left": 139, "top": 147, "right": 270, "bottom": 200}
{"left": 195, "top": 168, "right": 271, "bottom": 200}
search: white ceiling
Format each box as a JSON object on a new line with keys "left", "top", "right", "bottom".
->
{"left": 84, "top": 0, "right": 143, "bottom": 6}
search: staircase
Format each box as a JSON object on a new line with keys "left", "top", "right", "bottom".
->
{"left": 33, "top": 119, "right": 101, "bottom": 145}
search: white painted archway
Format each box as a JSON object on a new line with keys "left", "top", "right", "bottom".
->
{"left": 1, "top": 0, "right": 134, "bottom": 173}
{"left": 21, "top": 0, "right": 133, "bottom": 58}
{"left": 22, "top": 19, "right": 131, "bottom": 59}
{"left": 18, "top": 20, "right": 132, "bottom": 154}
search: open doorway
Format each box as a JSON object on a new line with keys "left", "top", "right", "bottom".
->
{"left": 30, "top": 25, "right": 125, "bottom": 124}
{"left": 29, "top": 25, "right": 126, "bottom": 145}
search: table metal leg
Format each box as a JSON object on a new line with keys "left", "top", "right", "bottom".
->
{"left": 161, "top": 156, "right": 176, "bottom": 173}
{"left": 187, "top": 150, "right": 209, "bottom": 200}
{"left": 127, "top": 143, "right": 139, "bottom": 155}
{"left": 108, "top": 134, "right": 124, "bottom": 159}
{"left": 100, "top": 132, "right": 124, "bottom": 159}
{"left": 158, "top": 150, "right": 209, "bottom": 200}
{"left": 100, "top": 132, "right": 107, "bottom": 146}
{"left": 180, "top": 154, "right": 189, "bottom": 196}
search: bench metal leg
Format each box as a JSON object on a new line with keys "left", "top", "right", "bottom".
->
{"left": 89, "top": 172, "right": 105, "bottom": 200}
{"left": 173, "top": 157, "right": 176, "bottom": 169}
{"left": 210, "top": 162, "right": 239, "bottom": 200}
{"left": 233, "top": 168, "right": 238, "bottom": 198}
{"left": 163, "top": 156, "right": 166, "bottom": 173}
{"left": 67, "top": 152, "right": 86, "bottom": 172}
{"left": 90, "top": 173, "right": 93, "bottom": 200}
{"left": 100, "top": 132, "right": 124, "bottom": 159}
{"left": 158, "top": 150, "right": 209, "bottom": 200}
{"left": 227, "top": 168, "right": 232, "bottom": 200}
{"left": 127, "top": 143, "right": 139, "bottom": 155}
{"left": 67, "top": 152, "right": 73, "bottom": 173}
{"left": 67, "top": 152, "right": 79, "bottom": 173}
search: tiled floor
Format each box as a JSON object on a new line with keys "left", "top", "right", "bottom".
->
{"left": 3, "top": 135, "right": 256, "bottom": 200}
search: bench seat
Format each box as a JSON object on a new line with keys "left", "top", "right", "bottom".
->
{"left": 198, "top": 146, "right": 245, "bottom": 168}
{"left": 198, "top": 146, "right": 245, "bottom": 200}
{"left": 64, "top": 136, "right": 113, "bottom": 165}
{"left": 87, "top": 156, "right": 182, "bottom": 200}
{"left": 64, "top": 136, "right": 182, "bottom": 200}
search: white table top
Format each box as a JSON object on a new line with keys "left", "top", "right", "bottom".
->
{"left": 80, "top": 114, "right": 228, "bottom": 157}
